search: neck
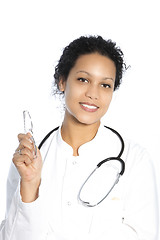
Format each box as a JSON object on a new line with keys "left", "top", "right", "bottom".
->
{"left": 61, "top": 112, "right": 100, "bottom": 156}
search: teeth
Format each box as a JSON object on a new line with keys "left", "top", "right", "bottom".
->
{"left": 81, "top": 104, "right": 97, "bottom": 109}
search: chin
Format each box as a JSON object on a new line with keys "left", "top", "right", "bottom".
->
{"left": 74, "top": 115, "right": 101, "bottom": 126}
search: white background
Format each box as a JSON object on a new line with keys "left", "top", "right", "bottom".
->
{"left": 0, "top": 0, "right": 159, "bottom": 222}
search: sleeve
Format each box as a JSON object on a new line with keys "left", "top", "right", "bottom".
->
{"left": 0, "top": 162, "right": 49, "bottom": 240}
{"left": 121, "top": 144, "right": 159, "bottom": 239}
{"left": 0, "top": 133, "right": 60, "bottom": 240}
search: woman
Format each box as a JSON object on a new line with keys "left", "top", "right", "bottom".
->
{"left": 0, "top": 36, "right": 158, "bottom": 240}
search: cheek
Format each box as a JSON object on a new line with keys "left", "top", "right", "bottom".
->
{"left": 65, "top": 83, "right": 83, "bottom": 102}
{"left": 64, "top": 87, "right": 78, "bottom": 110}
{"left": 102, "top": 92, "right": 113, "bottom": 106}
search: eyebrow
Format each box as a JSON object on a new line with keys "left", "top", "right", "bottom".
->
{"left": 76, "top": 70, "right": 114, "bottom": 81}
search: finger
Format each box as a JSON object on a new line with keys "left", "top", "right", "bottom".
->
{"left": 13, "top": 152, "right": 32, "bottom": 166}
{"left": 23, "top": 155, "right": 32, "bottom": 166}
{"left": 21, "top": 147, "right": 34, "bottom": 160}
{"left": 14, "top": 146, "right": 35, "bottom": 161}
{"left": 18, "top": 133, "right": 33, "bottom": 145}
{"left": 18, "top": 132, "right": 32, "bottom": 142}
{"left": 18, "top": 138, "right": 34, "bottom": 151}
{"left": 18, "top": 133, "right": 36, "bottom": 153}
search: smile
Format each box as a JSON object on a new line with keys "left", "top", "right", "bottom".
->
{"left": 80, "top": 103, "right": 99, "bottom": 112}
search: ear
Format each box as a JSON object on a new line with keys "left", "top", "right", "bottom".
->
{"left": 59, "top": 78, "right": 66, "bottom": 92}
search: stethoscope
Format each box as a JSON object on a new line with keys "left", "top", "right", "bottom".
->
{"left": 38, "top": 125, "right": 125, "bottom": 207}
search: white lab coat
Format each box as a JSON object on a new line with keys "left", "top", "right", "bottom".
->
{"left": 0, "top": 124, "right": 159, "bottom": 239}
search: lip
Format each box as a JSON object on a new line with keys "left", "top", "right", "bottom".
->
{"left": 79, "top": 102, "right": 99, "bottom": 112}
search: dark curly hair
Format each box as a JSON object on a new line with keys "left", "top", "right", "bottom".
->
{"left": 53, "top": 35, "right": 127, "bottom": 93}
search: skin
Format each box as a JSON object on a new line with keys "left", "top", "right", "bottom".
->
{"left": 13, "top": 53, "right": 116, "bottom": 202}
{"left": 61, "top": 53, "right": 116, "bottom": 155}
{"left": 13, "top": 133, "right": 42, "bottom": 202}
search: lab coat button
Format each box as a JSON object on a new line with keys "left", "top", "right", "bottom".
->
{"left": 67, "top": 201, "right": 71, "bottom": 206}
{"left": 72, "top": 161, "right": 77, "bottom": 165}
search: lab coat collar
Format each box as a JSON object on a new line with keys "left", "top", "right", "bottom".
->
{"left": 56, "top": 123, "right": 108, "bottom": 157}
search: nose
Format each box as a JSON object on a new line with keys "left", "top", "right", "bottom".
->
{"left": 85, "top": 85, "right": 99, "bottom": 100}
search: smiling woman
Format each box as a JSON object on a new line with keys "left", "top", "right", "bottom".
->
{"left": 0, "top": 35, "right": 158, "bottom": 240}
{"left": 60, "top": 53, "right": 116, "bottom": 130}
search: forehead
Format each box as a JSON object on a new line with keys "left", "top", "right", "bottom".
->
{"left": 70, "top": 53, "right": 116, "bottom": 78}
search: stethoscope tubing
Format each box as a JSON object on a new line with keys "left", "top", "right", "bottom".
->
{"left": 38, "top": 125, "right": 125, "bottom": 207}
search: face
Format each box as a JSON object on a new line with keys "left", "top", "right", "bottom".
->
{"left": 60, "top": 53, "right": 116, "bottom": 126}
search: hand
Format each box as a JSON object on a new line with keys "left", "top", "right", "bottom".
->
{"left": 13, "top": 133, "right": 43, "bottom": 202}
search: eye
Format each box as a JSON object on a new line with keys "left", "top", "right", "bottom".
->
{"left": 101, "top": 83, "right": 112, "bottom": 89}
{"left": 77, "top": 77, "right": 89, "bottom": 83}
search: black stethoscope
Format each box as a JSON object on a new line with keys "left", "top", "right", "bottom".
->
{"left": 38, "top": 125, "right": 125, "bottom": 207}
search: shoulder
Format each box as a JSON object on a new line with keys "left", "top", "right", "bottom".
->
{"left": 122, "top": 138, "right": 156, "bottom": 182}
{"left": 100, "top": 125, "right": 154, "bottom": 173}
{"left": 123, "top": 138, "right": 151, "bottom": 164}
